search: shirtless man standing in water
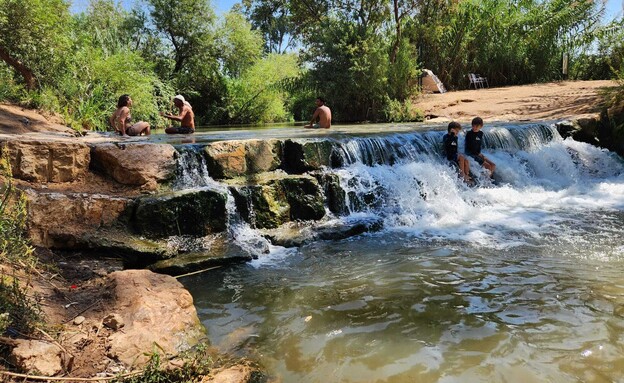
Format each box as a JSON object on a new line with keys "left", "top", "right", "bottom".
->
{"left": 161, "top": 95, "right": 195, "bottom": 134}
{"left": 304, "top": 97, "right": 332, "bottom": 129}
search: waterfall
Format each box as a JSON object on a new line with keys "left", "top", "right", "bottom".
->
{"left": 174, "top": 148, "right": 273, "bottom": 258}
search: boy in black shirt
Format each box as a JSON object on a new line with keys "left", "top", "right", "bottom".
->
{"left": 443, "top": 121, "right": 471, "bottom": 183}
{"left": 465, "top": 117, "right": 496, "bottom": 177}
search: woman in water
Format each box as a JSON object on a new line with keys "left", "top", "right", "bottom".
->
{"left": 110, "top": 94, "right": 150, "bottom": 136}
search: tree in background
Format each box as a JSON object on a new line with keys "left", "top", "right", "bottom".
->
{"left": 0, "top": 0, "right": 71, "bottom": 90}
{"left": 240, "top": 0, "right": 296, "bottom": 53}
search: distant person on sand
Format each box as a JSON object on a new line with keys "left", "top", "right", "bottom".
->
{"left": 161, "top": 95, "right": 195, "bottom": 134}
{"left": 109, "top": 94, "right": 150, "bottom": 136}
{"left": 304, "top": 97, "right": 331, "bottom": 129}
{"left": 465, "top": 117, "right": 496, "bottom": 177}
{"left": 443, "top": 121, "right": 471, "bottom": 183}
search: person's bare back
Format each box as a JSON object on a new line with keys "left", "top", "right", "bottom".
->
{"left": 304, "top": 97, "right": 332, "bottom": 129}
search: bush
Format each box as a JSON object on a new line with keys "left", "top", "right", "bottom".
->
{"left": 383, "top": 98, "right": 424, "bottom": 123}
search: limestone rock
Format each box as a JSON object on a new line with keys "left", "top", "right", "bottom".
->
{"left": 231, "top": 175, "right": 325, "bottom": 229}
{"left": 1, "top": 137, "right": 90, "bottom": 182}
{"left": 103, "top": 313, "right": 124, "bottom": 330}
{"left": 25, "top": 189, "right": 130, "bottom": 248}
{"left": 132, "top": 188, "right": 227, "bottom": 238}
{"left": 282, "top": 139, "right": 338, "bottom": 173}
{"left": 201, "top": 365, "right": 259, "bottom": 383}
{"left": 313, "top": 173, "right": 347, "bottom": 215}
{"left": 106, "top": 269, "right": 205, "bottom": 367}
{"left": 73, "top": 316, "right": 85, "bottom": 325}
{"left": 10, "top": 340, "right": 63, "bottom": 376}
{"left": 204, "top": 139, "right": 282, "bottom": 179}
{"left": 90, "top": 142, "right": 176, "bottom": 189}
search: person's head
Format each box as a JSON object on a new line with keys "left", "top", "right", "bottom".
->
{"left": 117, "top": 94, "right": 132, "bottom": 108}
{"left": 315, "top": 97, "right": 325, "bottom": 107}
{"left": 173, "top": 94, "right": 185, "bottom": 108}
{"left": 448, "top": 121, "right": 462, "bottom": 135}
{"left": 471, "top": 116, "right": 483, "bottom": 131}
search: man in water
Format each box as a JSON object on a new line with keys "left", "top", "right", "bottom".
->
{"left": 465, "top": 116, "right": 496, "bottom": 177}
{"left": 161, "top": 95, "right": 195, "bottom": 134}
{"left": 443, "top": 121, "right": 471, "bottom": 183}
{"left": 304, "top": 97, "right": 331, "bottom": 129}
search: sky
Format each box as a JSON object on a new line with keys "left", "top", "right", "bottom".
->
{"left": 70, "top": 0, "right": 624, "bottom": 20}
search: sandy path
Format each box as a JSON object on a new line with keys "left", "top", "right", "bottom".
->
{"left": 415, "top": 80, "right": 617, "bottom": 123}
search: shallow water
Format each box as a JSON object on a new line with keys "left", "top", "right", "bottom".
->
{"left": 181, "top": 123, "right": 624, "bottom": 382}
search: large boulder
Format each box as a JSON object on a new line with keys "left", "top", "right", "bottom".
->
{"left": 204, "top": 139, "right": 282, "bottom": 179}
{"left": 90, "top": 143, "right": 176, "bottom": 190}
{"left": 230, "top": 175, "right": 325, "bottom": 229}
{"left": 131, "top": 188, "right": 227, "bottom": 238}
{"left": 25, "top": 189, "right": 130, "bottom": 248}
{"left": 105, "top": 270, "right": 205, "bottom": 367}
{"left": 1, "top": 137, "right": 90, "bottom": 183}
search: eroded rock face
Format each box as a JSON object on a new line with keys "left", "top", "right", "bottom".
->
{"left": 10, "top": 340, "right": 64, "bottom": 376}
{"left": 90, "top": 143, "right": 176, "bottom": 189}
{"left": 105, "top": 270, "right": 205, "bottom": 367}
{"left": 231, "top": 175, "right": 325, "bottom": 229}
{"left": 132, "top": 189, "right": 228, "bottom": 238}
{"left": 204, "top": 139, "right": 282, "bottom": 179}
{"left": 1, "top": 138, "right": 90, "bottom": 183}
{"left": 25, "top": 189, "right": 130, "bottom": 248}
{"left": 282, "top": 139, "right": 337, "bottom": 173}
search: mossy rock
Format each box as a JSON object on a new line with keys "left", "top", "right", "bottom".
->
{"left": 131, "top": 189, "right": 227, "bottom": 238}
{"left": 282, "top": 139, "right": 337, "bottom": 173}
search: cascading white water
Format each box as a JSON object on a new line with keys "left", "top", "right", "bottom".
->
{"left": 333, "top": 124, "right": 624, "bottom": 250}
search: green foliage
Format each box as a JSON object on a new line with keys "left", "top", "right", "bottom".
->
{"left": 241, "top": 0, "right": 295, "bottom": 53}
{"left": 0, "top": 0, "right": 72, "bottom": 89}
{"left": 383, "top": 98, "right": 423, "bottom": 123}
{"left": 225, "top": 53, "right": 300, "bottom": 124}
{"left": 218, "top": 12, "right": 264, "bottom": 78}
{"left": 115, "top": 344, "right": 214, "bottom": 383}
{"left": 0, "top": 147, "right": 42, "bottom": 339}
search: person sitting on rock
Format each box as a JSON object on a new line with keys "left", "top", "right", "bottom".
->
{"left": 304, "top": 97, "right": 332, "bottom": 129}
{"left": 161, "top": 95, "right": 195, "bottom": 134}
{"left": 110, "top": 94, "right": 150, "bottom": 136}
{"left": 443, "top": 121, "right": 472, "bottom": 183}
{"left": 465, "top": 116, "right": 496, "bottom": 178}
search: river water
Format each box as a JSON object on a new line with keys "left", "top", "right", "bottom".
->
{"left": 180, "top": 123, "right": 624, "bottom": 382}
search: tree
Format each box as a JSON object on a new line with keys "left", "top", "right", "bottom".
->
{"left": 146, "top": 0, "right": 216, "bottom": 75}
{"left": 217, "top": 12, "right": 264, "bottom": 78}
{"left": 241, "top": 0, "right": 296, "bottom": 53}
{"left": 0, "top": 0, "right": 71, "bottom": 90}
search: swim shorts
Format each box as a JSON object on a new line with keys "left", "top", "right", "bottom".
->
{"left": 469, "top": 154, "right": 484, "bottom": 165}
{"left": 170, "top": 126, "right": 195, "bottom": 134}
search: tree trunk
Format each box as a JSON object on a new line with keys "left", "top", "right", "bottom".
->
{"left": 390, "top": 0, "right": 401, "bottom": 64}
{"left": 0, "top": 47, "right": 37, "bottom": 90}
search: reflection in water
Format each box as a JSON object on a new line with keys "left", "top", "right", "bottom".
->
{"left": 185, "top": 226, "right": 624, "bottom": 382}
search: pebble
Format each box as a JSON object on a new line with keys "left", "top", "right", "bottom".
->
{"left": 73, "top": 316, "right": 85, "bottom": 325}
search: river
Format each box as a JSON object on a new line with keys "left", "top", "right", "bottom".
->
{"left": 180, "top": 123, "right": 624, "bottom": 382}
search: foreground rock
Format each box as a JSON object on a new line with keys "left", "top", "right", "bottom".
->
{"left": 90, "top": 142, "right": 177, "bottom": 190}
{"left": 201, "top": 364, "right": 262, "bottom": 383}
{"left": 10, "top": 340, "right": 64, "bottom": 376}
{"left": 1, "top": 137, "right": 90, "bottom": 183}
{"left": 105, "top": 270, "right": 205, "bottom": 366}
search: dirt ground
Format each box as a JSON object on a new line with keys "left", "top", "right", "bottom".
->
{"left": 0, "top": 103, "right": 75, "bottom": 135}
{"left": 415, "top": 80, "right": 617, "bottom": 123}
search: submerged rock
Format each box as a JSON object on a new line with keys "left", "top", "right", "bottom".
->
{"left": 90, "top": 142, "right": 177, "bottom": 190}
{"left": 131, "top": 188, "right": 227, "bottom": 238}
{"left": 1, "top": 137, "right": 90, "bottom": 183}
{"left": 261, "top": 217, "right": 384, "bottom": 247}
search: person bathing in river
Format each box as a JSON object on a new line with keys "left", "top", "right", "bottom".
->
{"left": 303, "top": 97, "right": 331, "bottom": 129}
{"left": 465, "top": 117, "right": 496, "bottom": 178}
{"left": 110, "top": 94, "right": 151, "bottom": 136}
{"left": 443, "top": 121, "right": 472, "bottom": 183}
{"left": 161, "top": 95, "right": 195, "bottom": 134}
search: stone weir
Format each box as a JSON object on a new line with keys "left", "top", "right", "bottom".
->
{"left": 1, "top": 123, "right": 560, "bottom": 275}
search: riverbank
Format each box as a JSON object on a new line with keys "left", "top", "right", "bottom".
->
{"left": 415, "top": 80, "right": 617, "bottom": 122}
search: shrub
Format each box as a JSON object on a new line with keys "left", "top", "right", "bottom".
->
{"left": 383, "top": 98, "right": 424, "bottom": 123}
